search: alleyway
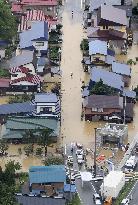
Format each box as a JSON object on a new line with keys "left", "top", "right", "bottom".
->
{"left": 60, "top": 0, "right": 102, "bottom": 148}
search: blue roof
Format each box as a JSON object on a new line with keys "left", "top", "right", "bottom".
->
{"left": 89, "top": 0, "right": 121, "bottom": 11}
{"left": 37, "top": 57, "right": 47, "bottom": 66}
{"left": 123, "top": 90, "right": 136, "bottom": 98}
{"left": 35, "top": 93, "right": 58, "bottom": 103}
{"left": 29, "top": 165, "right": 66, "bottom": 185}
{"left": 89, "top": 40, "right": 107, "bottom": 55}
{"left": 107, "top": 49, "right": 115, "bottom": 56}
{"left": 19, "top": 21, "right": 48, "bottom": 49}
{"left": 90, "top": 67, "right": 124, "bottom": 90}
{"left": 0, "top": 101, "right": 34, "bottom": 115}
{"left": 112, "top": 61, "right": 131, "bottom": 76}
{"left": 64, "top": 184, "right": 76, "bottom": 193}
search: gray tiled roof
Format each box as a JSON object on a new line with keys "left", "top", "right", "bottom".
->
{"left": 90, "top": 67, "right": 124, "bottom": 90}
{"left": 35, "top": 93, "right": 58, "bottom": 103}
{"left": 112, "top": 61, "right": 131, "bottom": 76}
{"left": 98, "top": 5, "right": 127, "bottom": 26}
{"left": 0, "top": 101, "right": 34, "bottom": 115}
{"left": 16, "top": 196, "right": 66, "bottom": 205}
{"left": 84, "top": 95, "right": 123, "bottom": 109}
{"left": 89, "top": 0, "right": 121, "bottom": 11}
{"left": 89, "top": 40, "right": 107, "bottom": 55}
{"left": 9, "top": 50, "right": 34, "bottom": 68}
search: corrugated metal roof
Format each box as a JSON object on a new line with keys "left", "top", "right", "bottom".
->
{"left": 29, "top": 165, "right": 66, "bottom": 184}
{"left": 0, "top": 101, "right": 34, "bottom": 115}
{"left": 90, "top": 67, "right": 124, "bottom": 90}
{"left": 16, "top": 196, "right": 65, "bottom": 205}
{"left": 9, "top": 50, "right": 34, "bottom": 68}
{"left": 19, "top": 21, "right": 48, "bottom": 49}
{"left": 89, "top": 40, "right": 107, "bottom": 55}
{"left": 112, "top": 61, "right": 131, "bottom": 76}
{"left": 35, "top": 93, "right": 58, "bottom": 103}
{"left": 64, "top": 184, "right": 76, "bottom": 192}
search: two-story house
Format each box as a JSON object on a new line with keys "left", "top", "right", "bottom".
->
{"left": 88, "top": 40, "right": 115, "bottom": 66}
{"left": 29, "top": 165, "right": 66, "bottom": 196}
{"left": 12, "top": 0, "right": 58, "bottom": 17}
{"left": 33, "top": 92, "right": 60, "bottom": 117}
{"left": 83, "top": 95, "right": 123, "bottom": 121}
{"left": 9, "top": 50, "right": 41, "bottom": 92}
{"left": 19, "top": 21, "right": 49, "bottom": 57}
{"left": 89, "top": 67, "right": 124, "bottom": 91}
{"left": 111, "top": 61, "right": 131, "bottom": 86}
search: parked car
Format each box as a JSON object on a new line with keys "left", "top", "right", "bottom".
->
{"left": 93, "top": 193, "right": 102, "bottom": 205}
{"left": 121, "top": 198, "right": 130, "bottom": 205}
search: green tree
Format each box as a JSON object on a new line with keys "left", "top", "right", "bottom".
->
{"left": 90, "top": 79, "right": 117, "bottom": 95}
{"left": 0, "top": 140, "right": 9, "bottom": 156}
{"left": 127, "top": 59, "right": 136, "bottom": 66}
{"left": 43, "top": 156, "right": 64, "bottom": 166}
{"left": 37, "top": 128, "right": 53, "bottom": 157}
{"left": 0, "top": 0, "right": 17, "bottom": 40}
{"left": 36, "top": 147, "right": 43, "bottom": 156}
{"left": 24, "top": 144, "right": 34, "bottom": 156}
{"left": 80, "top": 39, "right": 89, "bottom": 51}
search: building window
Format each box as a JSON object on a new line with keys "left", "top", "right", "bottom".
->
{"left": 35, "top": 42, "right": 44, "bottom": 46}
{"left": 92, "top": 107, "right": 97, "bottom": 112}
{"left": 40, "top": 107, "right": 52, "bottom": 113}
{"left": 97, "top": 108, "right": 103, "bottom": 112}
{"left": 103, "top": 25, "right": 108, "bottom": 30}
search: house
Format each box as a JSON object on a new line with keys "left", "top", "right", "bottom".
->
{"left": 37, "top": 57, "right": 49, "bottom": 74}
{"left": 12, "top": 0, "right": 58, "bottom": 17}
{"left": 89, "top": 67, "right": 124, "bottom": 91}
{"left": 9, "top": 50, "right": 41, "bottom": 92}
{"left": 0, "top": 40, "right": 9, "bottom": 60}
{"left": 88, "top": 40, "right": 115, "bottom": 66}
{"left": 19, "top": 21, "right": 49, "bottom": 56}
{"left": 16, "top": 196, "right": 66, "bottom": 205}
{"left": 33, "top": 92, "right": 60, "bottom": 117}
{"left": 89, "top": 0, "right": 121, "bottom": 12}
{"left": 29, "top": 165, "right": 66, "bottom": 195}
{"left": 0, "top": 78, "right": 10, "bottom": 94}
{"left": 111, "top": 61, "right": 131, "bottom": 86}
{"left": 83, "top": 95, "right": 123, "bottom": 121}
{"left": 1, "top": 116, "right": 60, "bottom": 142}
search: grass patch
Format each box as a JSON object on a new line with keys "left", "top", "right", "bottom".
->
{"left": 114, "top": 179, "right": 136, "bottom": 205}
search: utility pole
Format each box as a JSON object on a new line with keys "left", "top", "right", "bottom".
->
{"left": 94, "top": 128, "right": 97, "bottom": 177}
{"left": 124, "top": 94, "right": 126, "bottom": 124}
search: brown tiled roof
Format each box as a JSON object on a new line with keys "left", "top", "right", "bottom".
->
{"left": 84, "top": 95, "right": 123, "bottom": 109}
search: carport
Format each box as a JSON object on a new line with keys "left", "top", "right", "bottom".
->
{"left": 80, "top": 172, "right": 93, "bottom": 187}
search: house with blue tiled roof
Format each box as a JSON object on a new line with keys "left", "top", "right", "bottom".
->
{"left": 19, "top": 21, "right": 48, "bottom": 57}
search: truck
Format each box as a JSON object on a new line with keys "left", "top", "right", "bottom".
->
{"left": 124, "top": 156, "right": 137, "bottom": 172}
{"left": 100, "top": 171, "right": 125, "bottom": 199}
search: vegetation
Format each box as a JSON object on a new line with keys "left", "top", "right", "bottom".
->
{"left": 51, "top": 82, "right": 61, "bottom": 95}
{"left": 24, "top": 144, "right": 34, "bottom": 156}
{"left": 114, "top": 179, "right": 136, "bottom": 205}
{"left": 5, "top": 45, "right": 17, "bottom": 58}
{"left": 43, "top": 156, "right": 64, "bottom": 166}
{"left": 36, "top": 147, "right": 43, "bottom": 156}
{"left": 68, "top": 194, "right": 81, "bottom": 205}
{"left": 127, "top": 59, "right": 136, "bottom": 66}
{"left": 89, "top": 79, "right": 117, "bottom": 95}
{"left": 38, "top": 128, "right": 53, "bottom": 157}
{"left": 80, "top": 39, "right": 89, "bottom": 54}
{"left": 9, "top": 94, "right": 33, "bottom": 104}
{"left": 0, "top": 140, "right": 9, "bottom": 156}
{"left": 0, "top": 161, "right": 21, "bottom": 205}
{"left": 49, "top": 46, "right": 60, "bottom": 60}
{"left": 0, "top": 68, "right": 10, "bottom": 77}
{"left": 49, "top": 31, "right": 60, "bottom": 44}
{"left": 0, "top": 0, "right": 17, "bottom": 41}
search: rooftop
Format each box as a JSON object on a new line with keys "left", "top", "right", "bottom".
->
{"left": 97, "top": 5, "right": 127, "bottom": 26}
{"left": 29, "top": 165, "right": 66, "bottom": 185}
{"left": 123, "top": 90, "right": 136, "bottom": 98}
{"left": 89, "top": 0, "right": 121, "bottom": 11}
{"left": 83, "top": 95, "right": 123, "bottom": 109}
{"left": 35, "top": 93, "right": 58, "bottom": 103}
{"left": 22, "top": 0, "right": 57, "bottom": 6}
{"left": 19, "top": 21, "right": 48, "bottom": 49}
{"left": 102, "top": 171, "right": 125, "bottom": 187}
{"left": 90, "top": 67, "right": 124, "bottom": 90}
{"left": 112, "top": 61, "right": 131, "bottom": 76}
{"left": 89, "top": 40, "right": 107, "bottom": 55}
{"left": 9, "top": 51, "right": 34, "bottom": 68}
{"left": 0, "top": 78, "right": 10, "bottom": 88}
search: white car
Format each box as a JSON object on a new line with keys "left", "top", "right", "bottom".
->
{"left": 76, "top": 149, "right": 84, "bottom": 156}
{"left": 93, "top": 194, "right": 102, "bottom": 205}
{"left": 77, "top": 155, "right": 84, "bottom": 164}
{"left": 121, "top": 198, "right": 130, "bottom": 205}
